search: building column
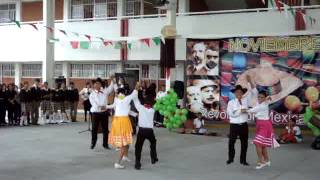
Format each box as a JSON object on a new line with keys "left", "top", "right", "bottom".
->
{"left": 43, "top": 0, "right": 55, "bottom": 88}
{"left": 117, "top": 0, "right": 125, "bottom": 17}
{"left": 178, "top": 0, "right": 189, "bottom": 14}
{"left": 62, "top": 62, "right": 70, "bottom": 85}
{"left": 16, "top": 0, "right": 22, "bottom": 21}
{"left": 63, "top": 0, "right": 69, "bottom": 21}
{"left": 14, "top": 63, "right": 22, "bottom": 86}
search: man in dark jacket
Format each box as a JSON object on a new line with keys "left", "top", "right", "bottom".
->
{"left": 0, "top": 84, "right": 7, "bottom": 126}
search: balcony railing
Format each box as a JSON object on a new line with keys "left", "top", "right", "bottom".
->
{"left": 0, "top": 5, "right": 319, "bottom": 26}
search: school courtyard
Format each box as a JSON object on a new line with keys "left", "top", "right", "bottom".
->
{"left": 0, "top": 122, "right": 318, "bottom": 180}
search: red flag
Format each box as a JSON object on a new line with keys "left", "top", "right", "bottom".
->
{"left": 29, "top": 23, "right": 38, "bottom": 31}
{"left": 70, "top": 41, "right": 79, "bottom": 49}
{"left": 141, "top": 38, "right": 151, "bottom": 47}
{"left": 59, "top": 29, "right": 67, "bottom": 36}
{"left": 85, "top": 34, "right": 91, "bottom": 41}
{"left": 103, "top": 40, "right": 113, "bottom": 46}
{"left": 275, "top": 0, "right": 283, "bottom": 12}
{"left": 45, "top": 26, "right": 54, "bottom": 33}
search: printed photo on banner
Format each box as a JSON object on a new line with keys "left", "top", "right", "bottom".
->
{"left": 186, "top": 40, "right": 219, "bottom": 76}
{"left": 186, "top": 78, "right": 220, "bottom": 120}
{"left": 219, "top": 36, "right": 320, "bottom": 125}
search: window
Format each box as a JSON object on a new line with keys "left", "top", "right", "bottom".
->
{"left": 149, "top": 64, "right": 158, "bottom": 79}
{"left": 54, "top": 64, "right": 63, "bottom": 77}
{"left": 141, "top": 64, "right": 149, "bottom": 79}
{"left": 125, "top": 0, "right": 141, "bottom": 16}
{"left": 94, "top": 64, "right": 106, "bottom": 77}
{"left": 106, "top": 64, "right": 117, "bottom": 77}
{"left": 190, "top": 0, "right": 267, "bottom": 12}
{"left": 71, "top": 64, "right": 93, "bottom": 77}
{"left": 71, "top": 0, "right": 117, "bottom": 19}
{"left": 0, "top": 3, "right": 16, "bottom": 23}
{"left": 22, "top": 64, "right": 42, "bottom": 77}
{"left": 0, "top": 64, "right": 14, "bottom": 77}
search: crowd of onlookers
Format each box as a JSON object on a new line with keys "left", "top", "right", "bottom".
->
{"left": 0, "top": 79, "right": 79, "bottom": 127}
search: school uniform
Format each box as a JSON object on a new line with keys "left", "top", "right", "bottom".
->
{"left": 133, "top": 98, "right": 158, "bottom": 169}
{"left": 67, "top": 88, "right": 79, "bottom": 122}
{"left": 0, "top": 90, "right": 7, "bottom": 125}
{"left": 20, "top": 88, "right": 32, "bottom": 125}
{"left": 6, "top": 90, "right": 17, "bottom": 125}
{"left": 79, "top": 87, "right": 92, "bottom": 122}
{"left": 30, "top": 86, "right": 42, "bottom": 125}
{"left": 41, "top": 88, "right": 53, "bottom": 114}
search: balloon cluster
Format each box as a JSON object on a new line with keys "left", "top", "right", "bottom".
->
{"left": 154, "top": 89, "right": 188, "bottom": 130}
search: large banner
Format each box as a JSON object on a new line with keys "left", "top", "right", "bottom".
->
{"left": 186, "top": 36, "right": 320, "bottom": 125}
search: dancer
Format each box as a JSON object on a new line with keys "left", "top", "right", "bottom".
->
{"left": 89, "top": 77, "right": 117, "bottom": 150}
{"left": 226, "top": 75, "right": 253, "bottom": 166}
{"left": 246, "top": 89, "right": 277, "bottom": 169}
{"left": 133, "top": 96, "right": 158, "bottom": 170}
{"left": 79, "top": 82, "right": 92, "bottom": 122}
{"left": 106, "top": 82, "right": 140, "bottom": 169}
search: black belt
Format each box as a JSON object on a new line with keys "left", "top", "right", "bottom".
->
{"left": 230, "top": 122, "right": 247, "bottom": 126}
{"left": 139, "top": 127, "right": 153, "bottom": 130}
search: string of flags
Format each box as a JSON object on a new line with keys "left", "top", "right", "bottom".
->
{"left": 12, "top": 20, "right": 163, "bottom": 50}
{"left": 262, "top": 0, "right": 317, "bottom": 26}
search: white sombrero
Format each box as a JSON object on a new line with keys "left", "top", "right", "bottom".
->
{"left": 236, "top": 63, "right": 303, "bottom": 105}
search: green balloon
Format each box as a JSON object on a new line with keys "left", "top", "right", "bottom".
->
{"left": 182, "top": 109, "right": 188, "bottom": 115}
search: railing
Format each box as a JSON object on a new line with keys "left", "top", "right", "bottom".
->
{"left": 0, "top": 5, "right": 320, "bottom": 26}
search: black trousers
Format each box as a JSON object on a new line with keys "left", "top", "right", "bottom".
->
{"left": 228, "top": 123, "right": 248, "bottom": 163}
{"left": 7, "top": 103, "right": 15, "bottom": 125}
{"left": 0, "top": 102, "right": 6, "bottom": 124}
{"left": 129, "top": 115, "right": 137, "bottom": 135}
{"left": 91, "top": 112, "right": 109, "bottom": 146}
{"left": 135, "top": 127, "right": 158, "bottom": 166}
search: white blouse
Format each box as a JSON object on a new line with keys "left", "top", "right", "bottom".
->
{"left": 106, "top": 90, "right": 137, "bottom": 116}
{"left": 247, "top": 88, "right": 270, "bottom": 120}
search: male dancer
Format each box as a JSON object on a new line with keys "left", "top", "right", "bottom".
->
{"left": 226, "top": 75, "right": 253, "bottom": 166}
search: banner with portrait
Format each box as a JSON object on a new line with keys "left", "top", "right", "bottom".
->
{"left": 186, "top": 35, "right": 320, "bottom": 125}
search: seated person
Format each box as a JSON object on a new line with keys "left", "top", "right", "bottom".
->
{"left": 279, "top": 117, "right": 303, "bottom": 144}
{"left": 192, "top": 113, "right": 207, "bottom": 135}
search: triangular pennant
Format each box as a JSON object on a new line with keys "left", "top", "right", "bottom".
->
{"left": 59, "top": 29, "right": 67, "bottom": 36}
{"left": 152, "top": 37, "right": 161, "bottom": 46}
{"left": 127, "top": 43, "right": 132, "bottom": 50}
{"left": 80, "top": 41, "right": 90, "bottom": 49}
{"left": 29, "top": 23, "right": 38, "bottom": 31}
{"left": 275, "top": 0, "right": 282, "bottom": 12}
{"left": 70, "top": 41, "right": 79, "bottom": 49}
{"left": 289, "top": 7, "right": 295, "bottom": 17}
{"left": 114, "top": 41, "right": 122, "bottom": 49}
{"left": 299, "top": 10, "right": 307, "bottom": 25}
{"left": 85, "top": 34, "right": 91, "bottom": 41}
{"left": 309, "top": 16, "right": 313, "bottom": 26}
{"left": 313, "top": 18, "right": 316, "bottom": 25}
{"left": 140, "top": 38, "right": 151, "bottom": 47}
{"left": 14, "top": 21, "right": 21, "bottom": 28}
{"left": 72, "top": 32, "right": 79, "bottom": 37}
{"left": 48, "top": 38, "right": 60, "bottom": 43}
{"left": 270, "top": 0, "right": 275, "bottom": 8}
{"left": 103, "top": 40, "right": 113, "bottom": 46}
{"left": 97, "top": 37, "right": 104, "bottom": 42}
{"left": 261, "top": 0, "right": 265, "bottom": 5}
{"left": 161, "top": 37, "right": 166, "bottom": 44}
{"left": 45, "top": 26, "right": 54, "bottom": 33}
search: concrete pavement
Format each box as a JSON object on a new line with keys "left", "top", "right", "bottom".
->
{"left": 0, "top": 122, "right": 319, "bottom": 180}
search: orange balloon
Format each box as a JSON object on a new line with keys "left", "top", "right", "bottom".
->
{"left": 284, "top": 95, "right": 301, "bottom": 111}
{"left": 305, "top": 86, "right": 319, "bottom": 102}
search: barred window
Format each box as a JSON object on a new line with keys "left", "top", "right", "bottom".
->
{"left": 22, "top": 64, "right": 42, "bottom": 77}
{"left": 125, "top": 0, "right": 141, "bottom": 16}
{"left": 0, "top": 3, "right": 16, "bottom": 23}
{"left": 94, "top": 64, "right": 106, "bottom": 77}
{"left": 0, "top": 64, "right": 15, "bottom": 77}
{"left": 71, "top": 0, "right": 117, "bottom": 19}
{"left": 141, "top": 64, "right": 149, "bottom": 79}
{"left": 149, "top": 64, "right": 158, "bottom": 79}
{"left": 71, "top": 64, "right": 93, "bottom": 78}
{"left": 54, "top": 64, "right": 63, "bottom": 77}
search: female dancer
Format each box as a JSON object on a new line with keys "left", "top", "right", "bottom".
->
{"left": 107, "top": 82, "right": 140, "bottom": 169}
